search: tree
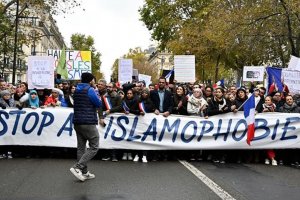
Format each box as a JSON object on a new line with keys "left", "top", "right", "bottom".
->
{"left": 111, "top": 47, "right": 158, "bottom": 83}
{"left": 1, "top": 0, "right": 82, "bottom": 15}
{"left": 140, "top": 0, "right": 300, "bottom": 83}
{"left": 70, "top": 34, "right": 103, "bottom": 81}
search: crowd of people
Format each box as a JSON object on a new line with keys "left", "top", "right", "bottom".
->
{"left": 0, "top": 76, "right": 300, "bottom": 167}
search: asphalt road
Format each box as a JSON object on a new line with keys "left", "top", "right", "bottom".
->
{"left": 0, "top": 158, "right": 299, "bottom": 200}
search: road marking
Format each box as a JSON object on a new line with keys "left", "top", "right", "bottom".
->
{"left": 179, "top": 160, "right": 236, "bottom": 200}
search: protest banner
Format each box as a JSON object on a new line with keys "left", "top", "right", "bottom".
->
{"left": 27, "top": 56, "right": 55, "bottom": 89}
{"left": 0, "top": 109, "right": 299, "bottom": 150}
{"left": 282, "top": 69, "right": 300, "bottom": 95}
{"left": 243, "top": 66, "right": 265, "bottom": 82}
{"left": 118, "top": 59, "right": 133, "bottom": 83}
{"left": 47, "top": 49, "right": 92, "bottom": 80}
{"left": 174, "top": 55, "right": 195, "bottom": 82}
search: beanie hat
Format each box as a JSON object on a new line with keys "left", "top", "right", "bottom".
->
{"left": 81, "top": 72, "right": 95, "bottom": 83}
{"left": 0, "top": 90, "right": 10, "bottom": 98}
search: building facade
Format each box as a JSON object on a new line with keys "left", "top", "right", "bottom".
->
{"left": 0, "top": 2, "right": 65, "bottom": 84}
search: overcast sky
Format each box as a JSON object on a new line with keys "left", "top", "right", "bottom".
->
{"left": 54, "top": 0, "right": 153, "bottom": 81}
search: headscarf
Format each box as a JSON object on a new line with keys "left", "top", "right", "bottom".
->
{"left": 28, "top": 90, "right": 40, "bottom": 108}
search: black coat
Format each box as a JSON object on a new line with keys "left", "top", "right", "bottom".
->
{"left": 150, "top": 89, "right": 173, "bottom": 113}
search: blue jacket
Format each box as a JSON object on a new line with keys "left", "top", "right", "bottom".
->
{"left": 73, "top": 83, "right": 102, "bottom": 125}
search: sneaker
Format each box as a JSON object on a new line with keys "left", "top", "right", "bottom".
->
{"left": 142, "top": 156, "right": 148, "bottom": 163}
{"left": 128, "top": 153, "right": 133, "bottom": 160}
{"left": 122, "top": 153, "right": 128, "bottom": 160}
{"left": 0, "top": 154, "right": 6, "bottom": 159}
{"left": 271, "top": 159, "right": 277, "bottom": 166}
{"left": 83, "top": 171, "right": 95, "bottom": 180}
{"left": 112, "top": 156, "right": 118, "bottom": 162}
{"left": 70, "top": 167, "right": 85, "bottom": 182}
{"left": 265, "top": 159, "right": 270, "bottom": 165}
{"left": 133, "top": 155, "right": 139, "bottom": 162}
{"left": 7, "top": 152, "right": 13, "bottom": 159}
{"left": 101, "top": 156, "right": 110, "bottom": 161}
{"left": 279, "top": 160, "right": 284, "bottom": 165}
{"left": 190, "top": 157, "right": 196, "bottom": 161}
{"left": 197, "top": 157, "right": 203, "bottom": 161}
{"left": 213, "top": 159, "right": 220, "bottom": 163}
{"left": 207, "top": 154, "right": 212, "bottom": 161}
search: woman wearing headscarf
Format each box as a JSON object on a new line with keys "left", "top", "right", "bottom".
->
{"left": 27, "top": 90, "right": 40, "bottom": 109}
{"left": 187, "top": 88, "right": 208, "bottom": 117}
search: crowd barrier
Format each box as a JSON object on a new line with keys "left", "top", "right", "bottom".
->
{"left": 0, "top": 108, "right": 299, "bottom": 149}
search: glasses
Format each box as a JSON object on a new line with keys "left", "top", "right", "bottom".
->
{"left": 159, "top": 82, "right": 165, "bottom": 84}
{"left": 30, "top": 93, "right": 37, "bottom": 95}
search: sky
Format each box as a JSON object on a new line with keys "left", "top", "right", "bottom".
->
{"left": 54, "top": 0, "right": 153, "bottom": 81}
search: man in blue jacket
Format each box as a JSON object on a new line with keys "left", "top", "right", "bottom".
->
{"left": 70, "top": 72, "right": 102, "bottom": 182}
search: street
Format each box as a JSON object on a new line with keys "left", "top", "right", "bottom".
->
{"left": 0, "top": 158, "right": 300, "bottom": 200}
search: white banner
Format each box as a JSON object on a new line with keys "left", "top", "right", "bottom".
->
{"left": 118, "top": 59, "right": 133, "bottom": 83}
{"left": 282, "top": 69, "right": 300, "bottom": 95}
{"left": 27, "top": 56, "right": 55, "bottom": 89}
{"left": 174, "top": 55, "right": 195, "bottom": 82}
{"left": 243, "top": 66, "right": 265, "bottom": 82}
{"left": 0, "top": 109, "right": 300, "bottom": 149}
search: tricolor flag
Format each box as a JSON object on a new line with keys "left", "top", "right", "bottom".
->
{"left": 103, "top": 96, "right": 112, "bottom": 110}
{"left": 122, "top": 101, "right": 130, "bottom": 112}
{"left": 165, "top": 67, "right": 174, "bottom": 79}
{"left": 138, "top": 102, "right": 147, "bottom": 113}
{"left": 213, "top": 79, "right": 224, "bottom": 88}
{"left": 244, "top": 94, "right": 256, "bottom": 145}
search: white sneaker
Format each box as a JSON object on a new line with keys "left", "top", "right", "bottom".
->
{"left": 133, "top": 155, "right": 139, "bottom": 162}
{"left": 271, "top": 159, "right": 277, "bottom": 166}
{"left": 0, "top": 154, "right": 6, "bottom": 159}
{"left": 265, "top": 159, "right": 270, "bottom": 165}
{"left": 128, "top": 153, "right": 133, "bottom": 160}
{"left": 83, "top": 171, "right": 95, "bottom": 180}
{"left": 7, "top": 152, "right": 13, "bottom": 159}
{"left": 122, "top": 153, "right": 128, "bottom": 160}
{"left": 70, "top": 167, "right": 85, "bottom": 182}
{"left": 142, "top": 156, "right": 148, "bottom": 163}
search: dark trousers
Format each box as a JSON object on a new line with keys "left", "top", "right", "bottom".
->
{"left": 73, "top": 124, "right": 99, "bottom": 174}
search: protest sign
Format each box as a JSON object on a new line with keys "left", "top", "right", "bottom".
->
{"left": 174, "top": 55, "right": 195, "bottom": 82}
{"left": 47, "top": 49, "right": 92, "bottom": 80}
{"left": 27, "top": 56, "right": 54, "bottom": 89}
{"left": 118, "top": 59, "right": 133, "bottom": 83}
{"left": 243, "top": 66, "right": 265, "bottom": 82}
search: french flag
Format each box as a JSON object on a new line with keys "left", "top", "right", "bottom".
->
{"left": 244, "top": 94, "right": 256, "bottom": 145}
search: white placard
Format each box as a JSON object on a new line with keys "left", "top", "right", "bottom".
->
{"left": 282, "top": 69, "right": 300, "bottom": 95}
{"left": 243, "top": 66, "right": 265, "bottom": 82}
{"left": 288, "top": 55, "right": 300, "bottom": 71}
{"left": 27, "top": 56, "right": 54, "bottom": 89}
{"left": 138, "top": 74, "right": 152, "bottom": 86}
{"left": 118, "top": 59, "right": 133, "bottom": 83}
{"left": 174, "top": 55, "right": 195, "bottom": 82}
